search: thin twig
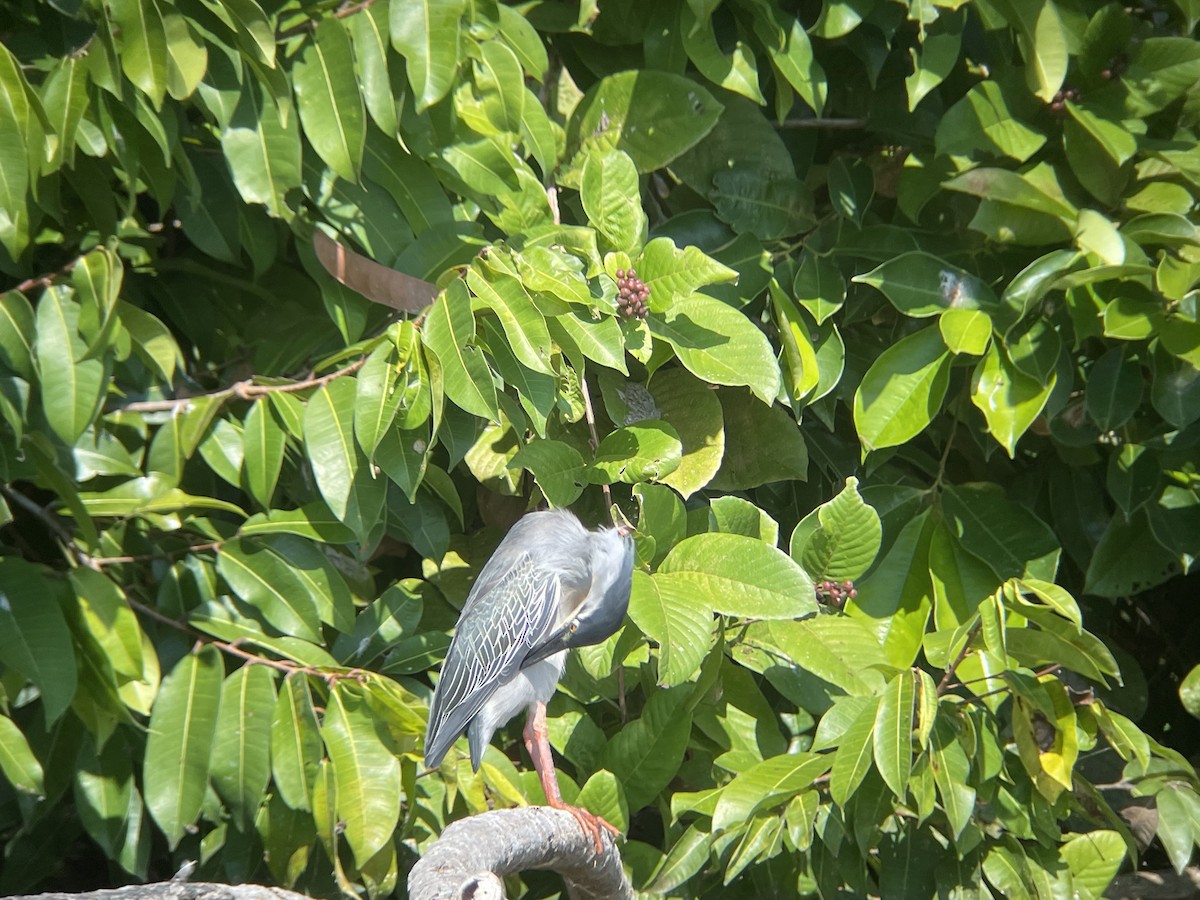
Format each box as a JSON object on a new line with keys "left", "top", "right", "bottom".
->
{"left": 0, "top": 484, "right": 100, "bottom": 571}
{"left": 91, "top": 540, "right": 224, "bottom": 566}
{"left": 110, "top": 357, "right": 366, "bottom": 414}
{"left": 8, "top": 257, "right": 79, "bottom": 295}
{"left": 958, "top": 664, "right": 1062, "bottom": 705}
{"left": 126, "top": 596, "right": 334, "bottom": 680}
{"left": 578, "top": 375, "right": 613, "bottom": 517}
{"left": 936, "top": 620, "right": 983, "bottom": 696}
{"left": 776, "top": 117, "right": 868, "bottom": 130}
{"left": 276, "top": 0, "right": 379, "bottom": 40}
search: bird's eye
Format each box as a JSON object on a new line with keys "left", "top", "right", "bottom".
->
{"left": 568, "top": 620, "right": 579, "bottom": 633}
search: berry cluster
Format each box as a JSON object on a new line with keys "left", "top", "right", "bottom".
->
{"left": 1048, "top": 86, "right": 1082, "bottom": 115}
{"left": 616, "top": 268, "right": 650, "bottom": 319}
{"left": 816, "top": 579, "right": 857, "bottom": 610}
{"left": 1101, "top": 55, "right": 1129, "bottom": 80}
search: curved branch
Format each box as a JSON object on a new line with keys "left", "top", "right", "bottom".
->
{"left": 12, "top": 883, "right": 313, "bottom": 900}
{"left": 407, "top": 807, "right": 633, "bottom": 900}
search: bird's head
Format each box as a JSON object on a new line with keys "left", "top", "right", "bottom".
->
{"left": 559, "top": 524, "right": 636, "bottom": 650}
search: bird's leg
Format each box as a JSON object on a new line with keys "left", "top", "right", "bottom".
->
{"left": 523, "top": 701, "right": 620, "bottom": 853}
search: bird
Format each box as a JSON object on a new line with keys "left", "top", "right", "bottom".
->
{"left": 423, "top": 508, "right": 636, "bottom": 850}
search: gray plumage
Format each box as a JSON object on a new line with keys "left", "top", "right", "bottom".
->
{"left": 424, "top": 509, "right": 635, "bottom": 771}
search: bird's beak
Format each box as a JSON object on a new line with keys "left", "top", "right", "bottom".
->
{"left": 616, "top": 522, "right": 634, "bottom": 538}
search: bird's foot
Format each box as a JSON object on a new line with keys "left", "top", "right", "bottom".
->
{"left": 549, "top": 800, "right": 620, "bottom": 854}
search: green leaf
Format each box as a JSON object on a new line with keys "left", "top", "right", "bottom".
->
{"left": 1182, "top": 664, "right": 1200, "bottom": 720}
{"left": 712, "top": 753, "right": 828, "bottom": 832}
{"left": 322, "top": 685, "right": 402, "bottom": 866}
{"left": 936, "top": 82, "right": 1047, "bottom": 162}
{"left": 242, "top": 398, "right": 286, "bottom": 509}
{"left": 638, "top": 369, "right": 725, "bottom": 499}
{"left": 569, "top": 71, "right": 722, "bottom": 172}
{"left": 439, "top": 135, "right": 521, "bottom": 196}
{"left": 144, "top": 647, "right": 223, "bottom": 849}
{"left": 873, "top": 670, "right": 916, "bottom": 800}
{"left": 293, "top": 18, "right": 365, "bottom": 181}
{"left": 0, "top": 559, "right": 77, "bottom": 723}
{"left": 576, "top": 770, "right": 629, "bottom": 833}
{"left": 422, "top": 280, "right": 498, "bottom": 420}
{"left": 906, "top": 13, "right": 963, "bottom": 110}
{"left": 852, "top": 512, "right": 935, "bottom": 669}
{"left": 304, "top": 376, "right": 384, "bottom": 544}
{"left": 69, "top": 568, "right": 144, "bottom": 682}
{"left": 35, "top": 288, "right": 106, "bottom": 443}
{"left": 1107, "top": 443, "right": 1160, "bottom": 517}
{"left": 347, "top": 3, "right": 396, "bottom": 136}
{"left": 1012, "top": 0, "right": 1068, "bottom": 101}
{"left": 711, "top": 388, "right": 808, "bottom": 490}
{"left": 711, "top": 167, "right": 814, "bottom": 240}
{"left": 1061, "top": 830, "right": 1126, "bottom": 896}
{"left": 0, "top": 290, "right": 35, "bottom": 380}
{"left": 1155, "top": 787, "right": 1196, "bottom": 874}
{"left": 648, "top": 294, "right": 781, "bottom": 403}
{"left": 603, "top": 684, "right": 693, "bottom": 809}
{"left": 221, "top": 79, "right": 302, "bottom": 220}
{"left": 240, "top": 502, "right": 357, "bottom": 544}
{"left": 271, "top": 673, "right": 322, "bottom": 811}
{"left": 1086, "top": 346, "right": 1143, "bottom": 431}
{"left": 163, "top": 11, "right": 207, "bottom": 101}
{"left": 118, "top": 302, "right": 181, "bottom": 384}
{"left": 354, "top": 339, "right": 403, "bottom": 460}
{"left": 930, "top": 719, "right": 975, "bottom": 843}
{"left": 466, "top": 268, "right": 553, "bottom": 375}
{"left": 474, "top": 40, "right": 526, "bottom": 134}
{"left": 941, "top": 485, "right": 1059, "bottom": 582}
{"left": 635, "top": 237, "right": 738, "bottom": 308}
{"left": 629, "top": 570, "right": 713, "bottom": 687}
{"left": 829, "top": 697, "right": 880, "bottom": 806}
{"left": 217, "top": 538, "right": 323, "bottom": 642}
{"left": 581, "top": 149, "right": 646, "bottom": 254}
{"left": 854, "top": 252, "right": 1000, "bottom": 318}
{"left": 791, "top": 477, "right": 882, "bottom": 582}
{"left": 509, "top": 439, "right": 587, "bottom": 508}
{"left": 658, "top": 532, "right": 816, "bottom": 619}
{"left": 741, "top": 617, "right": 888, "bottom": 699}
{"left": 0, "top": 715, "right": 44, "bottom": 796}
{"left": 971, "top": 341, "right": 1054, "bottom": 457}
{"left": 590, "top": 420, "right": 682, "bottom": 485}
{"left": 680, "top": 5, "right": 764, "bottom": 104}
{"left": 211, "top": 665, "right": 275, "bottom": 828}
{"left": 111, "top": 0, "right": 169, "bottom": 108}
{"left": 648, "top": 824, "right": 713, "bottom": 893}
{"left": 939, "top": 308, "right": 992, "bottom": 355}
{"left": 793, "top": 252, "right": 846, "bottom": 325}
{"left": 40, "top": 57, "right": 90, "bottom": 170}
{"left": 710, "top": 496, "right": 778, "bottom": 545}
{"left": 547, "top": 310, "right": 628, "bottom": 374}
{"left": 1085, "top": 509, "right": 1179, "bottom": 598}
{"left": 853, "top": 326, "right": 951, "bottom": 453}
{"left": 390, "top": 0, "right": 465, "bottom": 111}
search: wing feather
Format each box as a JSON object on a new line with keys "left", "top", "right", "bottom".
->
{"left": 423, "top": 554, "right": 563, "bottom": 767}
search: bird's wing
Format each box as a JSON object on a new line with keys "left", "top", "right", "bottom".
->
{"left": 424, "top": 553, "right": 563, "bottom": 767}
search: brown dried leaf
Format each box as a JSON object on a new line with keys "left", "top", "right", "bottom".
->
{"left": 313, "top": 230, "right": 438, "bottom": 313}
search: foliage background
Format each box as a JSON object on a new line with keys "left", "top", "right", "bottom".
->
{"left": 0, "top": 0, "right": 1199, "bottom": 896}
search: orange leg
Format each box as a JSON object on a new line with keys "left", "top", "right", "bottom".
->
{"left": 523, "top": 701, "right": 620, "bottom": 853}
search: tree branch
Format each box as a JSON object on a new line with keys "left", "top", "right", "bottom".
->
{"left": 937, "top": 620, "right": 982, "bottom": 696}
{"left": 13, "top": 883, "right": 314, "bottom": 900}
{"left": 110, "top": 358, "right": 366, "bottom": 414}
{"left": 408, "top": 807, "right": 633, "bottom": 900}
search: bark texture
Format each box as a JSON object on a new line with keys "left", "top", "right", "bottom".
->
{"left": 13, "top": 884, "right": 312, "bottom": 900}
{"left": 407, "top": 806, "right": 633, "bottom": 900}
